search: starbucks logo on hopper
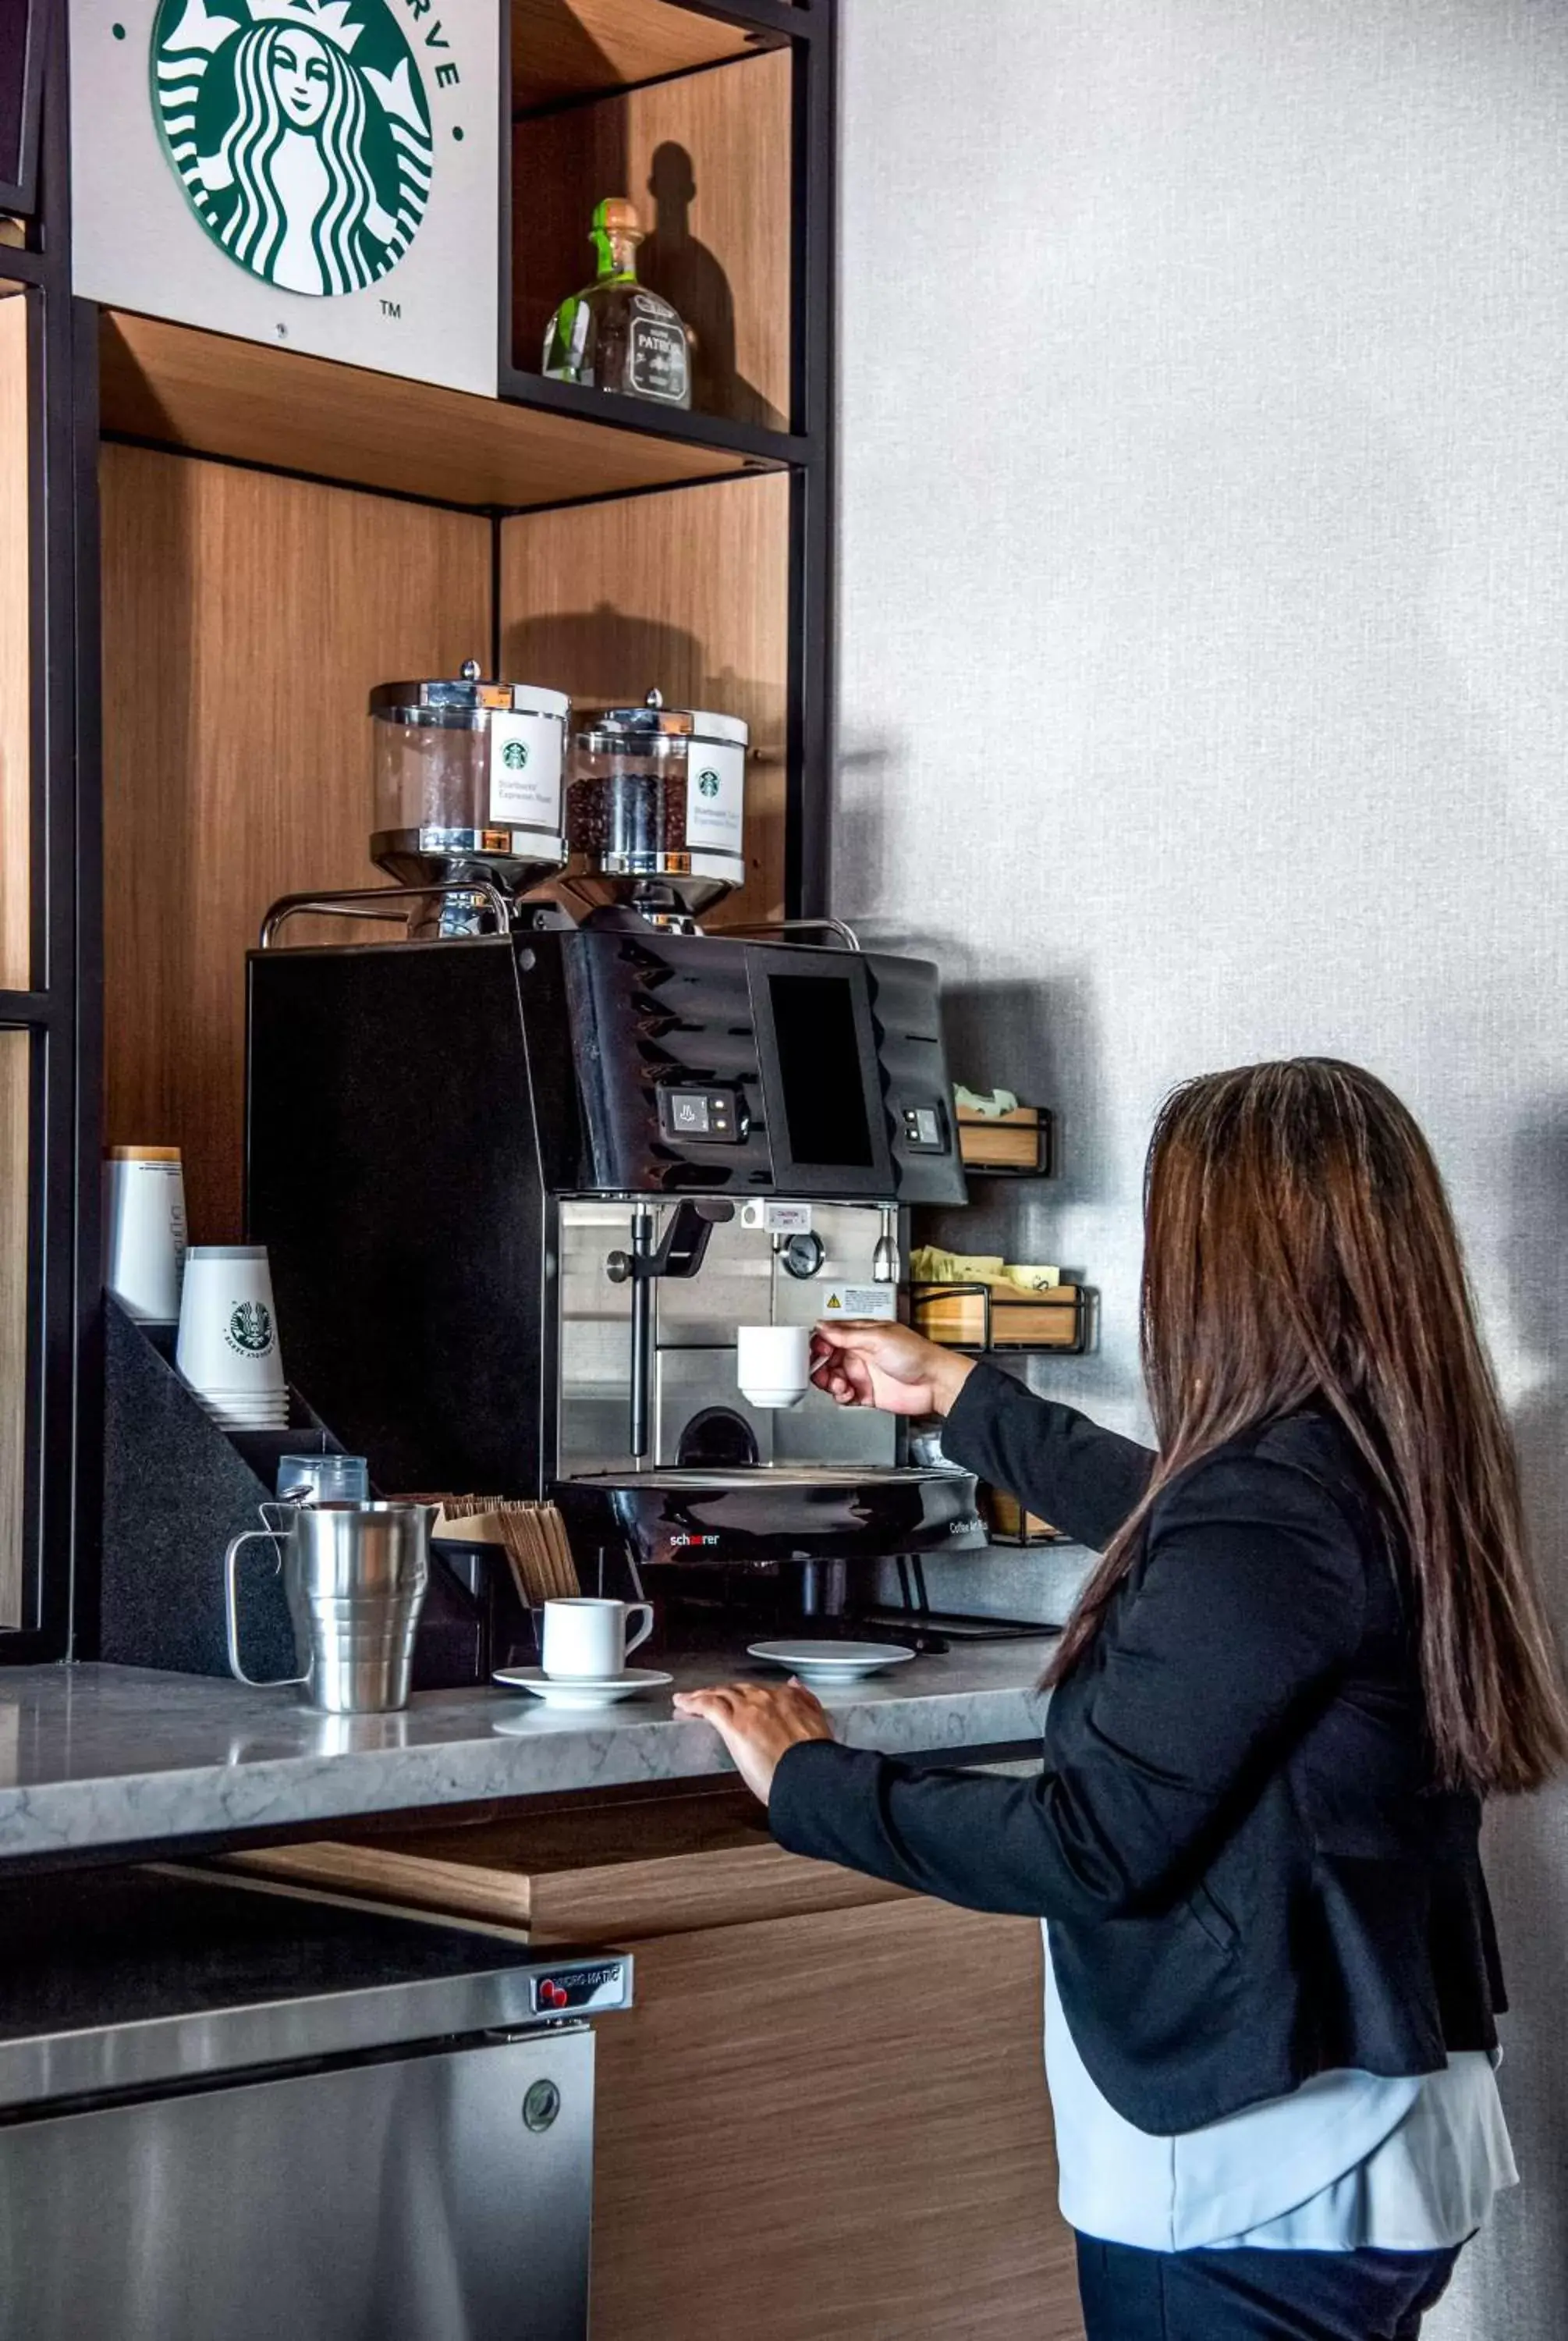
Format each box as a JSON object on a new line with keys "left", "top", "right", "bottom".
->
{"left": 150, "top": 0, "right": 439, "bottom": 297}
{"left": 502, "top": 740, "right": 529, "bottom": 770}
{"left": 697, "top": 769, "right": 720, "bottom": 798}
{"left": 226, "top": 1300, "right": 275, "bottom": 1355}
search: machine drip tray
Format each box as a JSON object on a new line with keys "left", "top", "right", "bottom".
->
{"left": 580, "top": 1465, "right": 958, "bottom": 1487}
{"left": 556, "top": 1464, "right": 986, "bottom": 1571}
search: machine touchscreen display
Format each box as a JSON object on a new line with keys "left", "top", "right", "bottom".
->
{"left": 767, "top": 974, "right": 875, "bottom": 1168}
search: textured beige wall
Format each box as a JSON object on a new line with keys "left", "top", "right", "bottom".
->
{"left": 835, "top": 4, "right": 1568, "bottom": 2332}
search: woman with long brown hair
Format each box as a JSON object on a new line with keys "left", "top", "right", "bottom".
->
{"left": 676, "top": 1060, "right": 1566, "bottom": 2341}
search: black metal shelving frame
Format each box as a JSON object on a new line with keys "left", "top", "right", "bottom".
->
{"left": 0, "top": 0, "right": 88, "bottom": 1661}
{"left": 23, "top": 0, "right": 839, "bottom": 1657}
{"left": 0, "top": 0, "right": 48, "bottom": 215}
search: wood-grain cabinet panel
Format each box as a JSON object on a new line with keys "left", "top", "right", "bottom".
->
{"left": 100, "top": 446, "right": 491, "bottom": 1238}
{"left": 511, "top": 0, "right": 772, "bottom": 112}
{"left": 499, "top": 470, "right": 789, "bottom": 928}
{"left": 593, "top": 1899, "right": 1084, "bottom": 2341}
{"left": 229, "top": 1825, "right": 910, "bottom": 1941}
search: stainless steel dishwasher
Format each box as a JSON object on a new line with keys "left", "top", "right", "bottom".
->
{"left": 0, "top": 1863, "right": 631, "bottom": 2340}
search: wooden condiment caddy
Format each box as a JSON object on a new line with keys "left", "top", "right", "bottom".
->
{"left": 956, "top": 1103, "right": 1048, "bottom": 1173}
{"left": 913, "top": 1283, "right": 1084, "bottom": 1350}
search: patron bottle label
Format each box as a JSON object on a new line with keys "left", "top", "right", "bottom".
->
{"left": 488, "top": 713, "right": 563, "bottom": 831}
{"left": 628, "top": 302, "right": 690, "bottom": 403}
{"left": 149, "top": 0, "right": 437, "bottom": 297}
{"left": 685, "top": 741, "right": 744, "bottom": 853}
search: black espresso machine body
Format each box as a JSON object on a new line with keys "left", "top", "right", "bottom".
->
{"left": 246, "top": 926, "right": 977, "bottom": 1557}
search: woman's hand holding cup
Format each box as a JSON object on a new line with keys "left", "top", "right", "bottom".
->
{"left": 809, "top": 1319, "right": 974, "bottom": 1418}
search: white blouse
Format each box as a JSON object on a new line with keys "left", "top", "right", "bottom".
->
{"left": 1043, "top": 1926, "right": 1517, "bottom": 2252}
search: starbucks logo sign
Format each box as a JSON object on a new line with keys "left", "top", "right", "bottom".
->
{"left": 697, "top": 769, "right": 721, "bottom": 798}
{"left": 226, "top": 1300, "right": 275, "bottom": 1355}
{"left": 502, "top": 740, "right": 529, "bottom": 770}
{"left": 150, "top": 0, "right": 437, "bottom": 297}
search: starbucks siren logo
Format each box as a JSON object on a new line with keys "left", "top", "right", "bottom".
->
{"left": 226, "top": 1300, "right": 275, "bottom": 1356}
{"left": 697, "top": 769, "right": 721, "bottom": 798}
{"left": 502, "top": 740, "right": 529, "bottom": 770}
{"left": 150, "top": 0, "right": 436, "bottom": 297}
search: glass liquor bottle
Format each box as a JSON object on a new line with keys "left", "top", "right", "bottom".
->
{"left": 541, "top": 197, "right": 693, "bottom": 410}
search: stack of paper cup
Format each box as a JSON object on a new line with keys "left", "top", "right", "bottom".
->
{"left": 105, "top": 1146, "right": 187, "bottom": 1323}
{"left": 176, "top": 1246, "right": 288, "bottom": 1431}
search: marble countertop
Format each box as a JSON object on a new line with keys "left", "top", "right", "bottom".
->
{"left": 0, "top": 1647, "right": 1052, "bottom": 1863}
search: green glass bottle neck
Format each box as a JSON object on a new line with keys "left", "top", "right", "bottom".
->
{"left": 592, "top": 229, "right": 640, "bottom": 284}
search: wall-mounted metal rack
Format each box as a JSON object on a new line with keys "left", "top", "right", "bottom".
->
{"left": 909, "top": 1281, "right": 1090, "bottom": 1359}
{"left": 957, "top": 1106, "right": 1054, "bottom": 1180}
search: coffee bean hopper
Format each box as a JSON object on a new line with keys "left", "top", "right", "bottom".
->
{"left": 370, "top": 661, "right": 570, "bottom": 938}
{"left": 566, "top": 689, "right": 748, "bottom": 930}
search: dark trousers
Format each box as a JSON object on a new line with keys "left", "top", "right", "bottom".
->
{"left": 1075, "top": 2233, "right": 1463, "bottom": 2340}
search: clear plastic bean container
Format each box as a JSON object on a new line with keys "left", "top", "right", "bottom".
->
{"left": 369, "top": 660, "right": 569, "bottom": 915}
{"left": 567, "top": 689, "right": 747, "bottom": 918}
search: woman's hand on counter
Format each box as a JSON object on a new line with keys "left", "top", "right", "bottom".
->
{"left": 672, "top": 1679, "right": 835, "bottom": 1805}
{"left": 811, "top": 1320, "right": 975, "bottom": 1419}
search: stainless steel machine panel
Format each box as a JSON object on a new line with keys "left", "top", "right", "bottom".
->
{"left": 0, "top": 2027, "right": 594, "bottom": 2341}
{"left": 556, "top": 1197, "right": 897, "bottom": 1477}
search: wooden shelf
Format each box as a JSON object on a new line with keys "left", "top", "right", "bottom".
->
{"left": 98, "top": 310, "right": 784, "bottom": 514}
{"left": 513, "top": 0, "right": 789, "bottom": 114}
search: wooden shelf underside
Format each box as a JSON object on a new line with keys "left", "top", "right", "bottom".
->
{"left": 512, "top": 0, "right": 786, "bottom": 112}
{"left": 98, "top": 311, "right": 776, "bottom": 513}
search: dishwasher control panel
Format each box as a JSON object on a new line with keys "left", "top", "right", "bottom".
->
{"left": 530, "top": 1957, "right": 632, "bottom": 2016}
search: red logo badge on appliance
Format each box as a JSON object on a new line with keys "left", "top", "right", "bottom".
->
{"left": 530, "top": 1960, "right": 628, "bottom": 2016}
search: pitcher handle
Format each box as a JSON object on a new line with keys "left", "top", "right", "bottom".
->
{"left": 224, "top": 1529, "right": 309, "bottom": 1689}
{"left": 624, "top": 1602, "right": 655, "bottom": 1661}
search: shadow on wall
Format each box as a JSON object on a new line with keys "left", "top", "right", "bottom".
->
{"left": 829, "top": 738, "right": 900, "bottom": 919}
{"left": 640, "top": 142, "right": 782, "bottom": 429}
{"left": 921, "top": 972, "right": 1112, "bottom": 1272}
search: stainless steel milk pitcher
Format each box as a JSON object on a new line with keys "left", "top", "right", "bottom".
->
{"left": 224, "top": 1501, "right": 433, "bottom": 1714}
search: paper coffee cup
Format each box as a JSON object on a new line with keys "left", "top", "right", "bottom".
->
{"left": 105, "top": 1147, "right": 187, "bottom": 1323}
{"left": 736, "top": 1323, "right": 811, "bottom": 1409}
{"left": 177, "top": 1245, "right": 286, "bottom": 1411}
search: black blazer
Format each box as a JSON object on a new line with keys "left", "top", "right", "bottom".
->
{"left": 769, "top": 1366, "right": 1506, "bottom": 2134}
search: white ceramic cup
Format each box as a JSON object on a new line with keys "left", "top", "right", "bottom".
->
{"left": 177, "top": 1245, "right": 286, "bottom": 1417}
{"left": 541, "top": 1597, "right": 655, "bottom": 1681}
{"left": 104, "top": 1147, "right": 187, "bottom": 1323}
{"left": 736, "top": 1323, "right": 811, "bottom": 1409}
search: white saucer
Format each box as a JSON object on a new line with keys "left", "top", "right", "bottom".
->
{"left": 491, "top": 1666, "right": 674, "bottom": 1712}
{"left": 747, "top": 1639, "right": 917, "bottom": 1682}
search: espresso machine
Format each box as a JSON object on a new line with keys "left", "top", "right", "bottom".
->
{"left": 244, "top": 670, "right": 986, "bottom": 1622}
